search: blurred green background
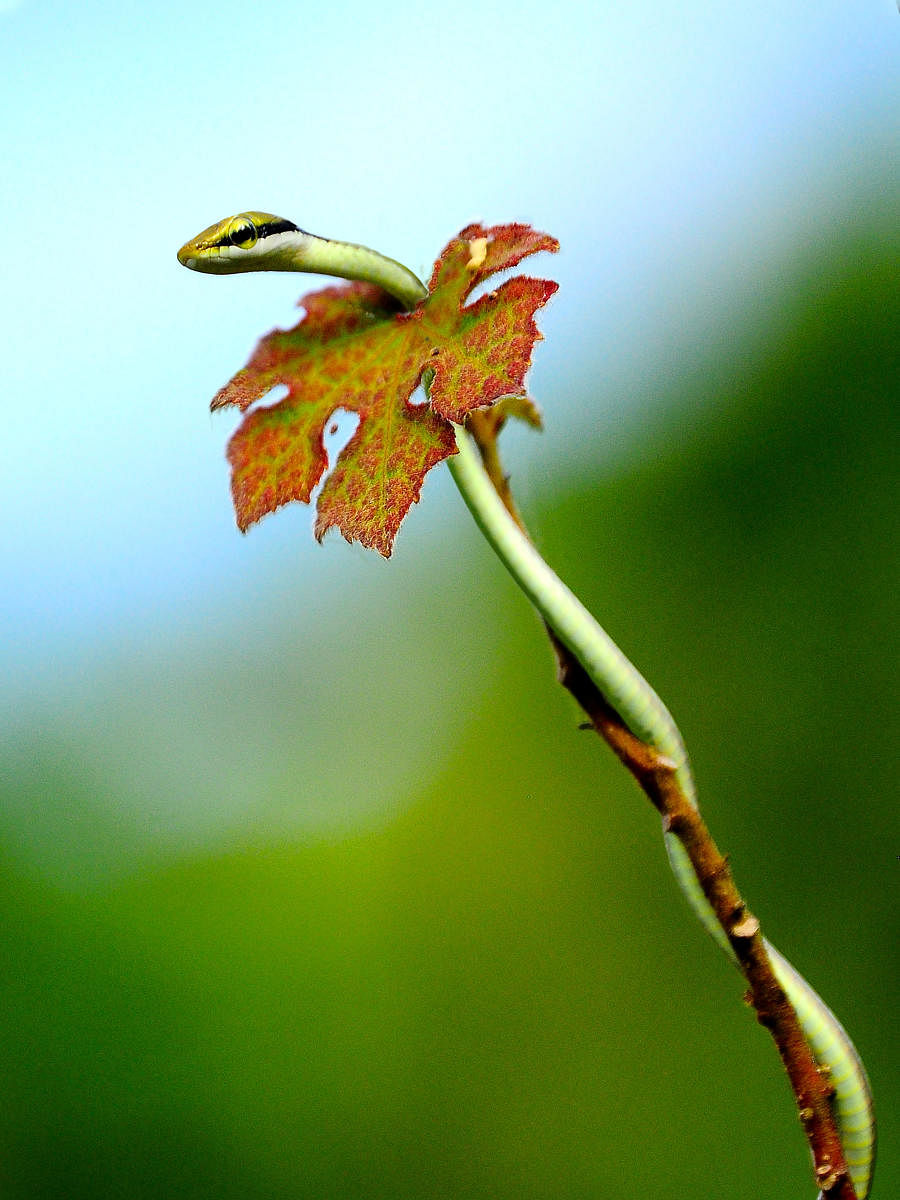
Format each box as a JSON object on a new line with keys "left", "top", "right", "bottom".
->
{"left": 2, "top": 3, "right": 898, "bottom": 1197}
{"left": 2, "top": 209, "right": 896, "bottom": 1197}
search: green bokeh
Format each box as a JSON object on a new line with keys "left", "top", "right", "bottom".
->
{"left": 1, "top": 213, "right": 896, "bottom": 1198}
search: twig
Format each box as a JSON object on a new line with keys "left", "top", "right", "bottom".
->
{"left": 461, "top": 410, "right": 858, "bottom": 1200}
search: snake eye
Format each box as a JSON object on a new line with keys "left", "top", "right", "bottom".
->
{"left": 226, "top": 216, "right": 258, "bottom": 250}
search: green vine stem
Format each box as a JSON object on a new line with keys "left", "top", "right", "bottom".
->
{"left": 448, "top": 412, "right": 870, "bottom": 1200}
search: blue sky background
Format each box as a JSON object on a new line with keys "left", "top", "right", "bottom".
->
{"left": 1, "top": 1, "right": 896, "bottom": 715}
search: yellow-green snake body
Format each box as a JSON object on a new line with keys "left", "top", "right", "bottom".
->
{"left": 178, "top": 212, "right": 876, "bottom": 1199}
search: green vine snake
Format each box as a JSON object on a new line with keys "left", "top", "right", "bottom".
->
{"left": 178, "top": 212, "right": 876, "bottom": 1199}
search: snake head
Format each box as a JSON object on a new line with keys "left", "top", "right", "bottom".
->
{"left": 177, "top": 211, "right": 301, "bottom": 273}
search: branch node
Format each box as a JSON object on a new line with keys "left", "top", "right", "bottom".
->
{"left": 817, "top": 1065, "right": 837, "bottom": 1101}
{"left": 730, "top": 913, "right": 760, "bottom": 939}
{"left": 815, "top": 1157, "right": 842, "bottom": 1192}
{"left": 662, "top": 811, "right": 686, "bottom": 835}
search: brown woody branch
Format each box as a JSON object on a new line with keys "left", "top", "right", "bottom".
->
{"left": 464, "top": 409, "right": 857, "bottom": 1200}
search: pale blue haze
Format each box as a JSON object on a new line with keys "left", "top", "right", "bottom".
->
{"left": 1, "top": 0, "right": 896, "bottom": 685}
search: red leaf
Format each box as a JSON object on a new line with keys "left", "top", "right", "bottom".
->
{"left": 211, "top": 224, "right": 558, "bottom": 556}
